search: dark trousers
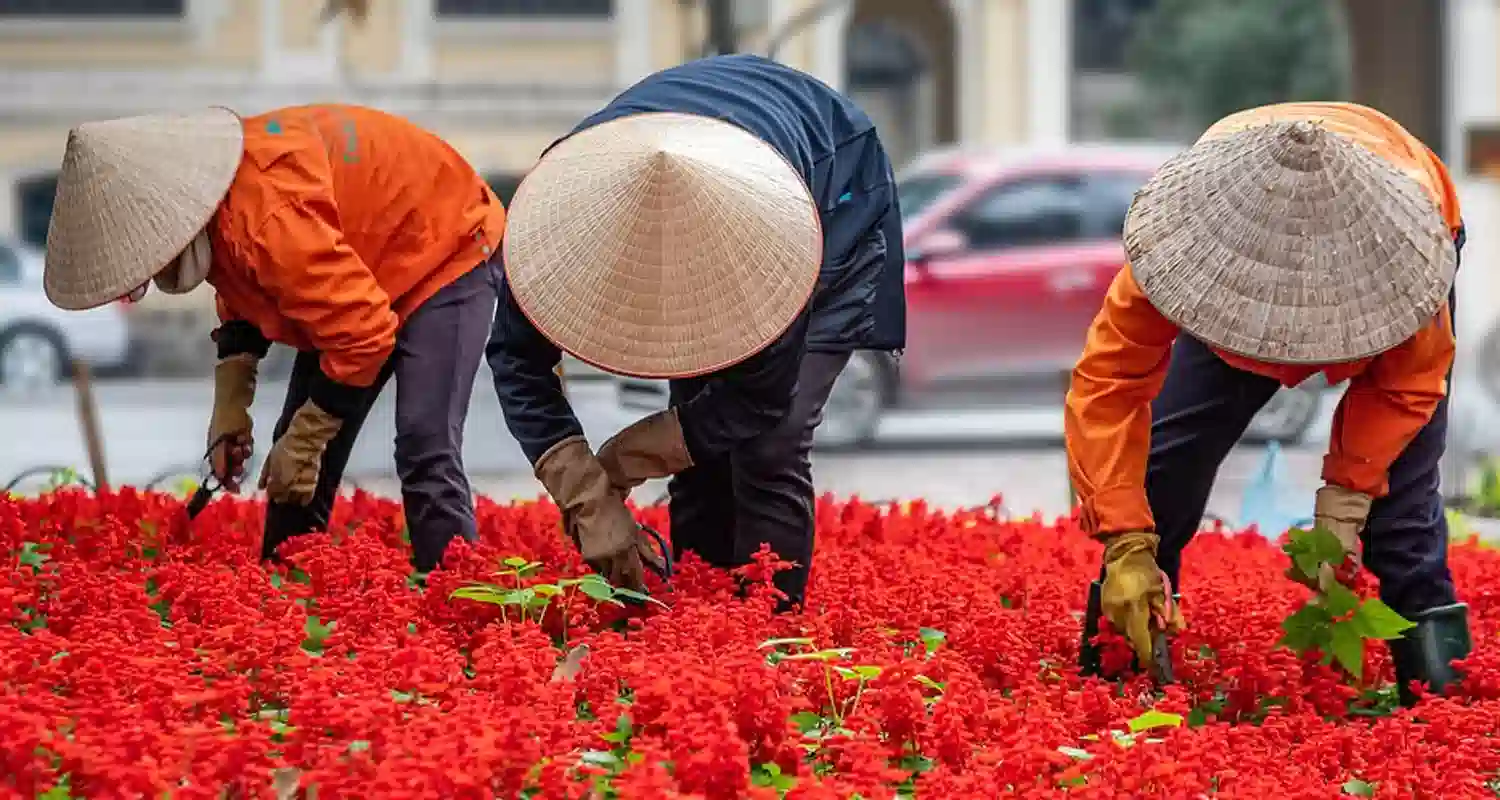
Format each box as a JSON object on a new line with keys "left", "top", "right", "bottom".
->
{"left": 667, "top": 351, "right": 851, "bottom": 608}
{"left": 1137, "top": 293, "right": 1458, "bottom": 617}
{"left": 261, "top": 259, "right": 498, "bottom": 571}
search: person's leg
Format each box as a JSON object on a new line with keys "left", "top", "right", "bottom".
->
{"left": 1362, "top": 292, "right": 1468, "bottom": 705}
{"left": 261, "top": 351, "right": 389, "bottom": 561}
{"left": 728, "top": 351, "right": 851, "bottom": 610}
{"left": 392, "top": 262, "right": 497, "bottom": 572}
{"left": 1080, "top": 334, "right": 1281, "bottom": 674}
{"left": 666, "top": 374, "right": 737, "bottom": 568}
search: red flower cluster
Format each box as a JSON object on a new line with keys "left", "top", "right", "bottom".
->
{"left": 4, "top": 489, "right": 1500, "bottom": 799}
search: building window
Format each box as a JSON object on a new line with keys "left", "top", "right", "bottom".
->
{"left": 435, "top": 0, "right": 611, "bottom": 17}
{"left": 16, "top": 173, "right": 58, "bottom": 251}
{"left": 0, "top": 0, "right": 185, "bottom": 15}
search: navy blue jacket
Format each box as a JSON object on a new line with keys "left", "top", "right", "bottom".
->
{"left": 488, "top": 54, "right": 906, "bottom": 465}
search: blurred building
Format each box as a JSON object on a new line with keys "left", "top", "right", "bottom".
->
{"left": 1, "top": 0, "right": 1498, "bottom": 364}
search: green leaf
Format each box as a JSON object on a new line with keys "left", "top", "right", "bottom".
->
{"left": 502, "top": 556, "right": 529, "bottom": 569}
{"left": 531, "top": 583, "right": 562, "bottom": 597}
{"left": 1285, "top": 526, "right": 1347, "bottom": 578}
{"left": 913, "top": 675, "right": 945, "bottom": 693}
{"left": 579, "top": 750, "right": 619, "bottom": 767}
{"left": 613, "top": 587, "right": 668, "bottom": 608}
{"left": 848, "top": 665, "right": 882, "bottom": 681}
{"left": 1279, "top": 602, "right": 1334, "bottom": 654}
{"left": 918, "top": 627, "right": 947, "bottom": 654}
{"left": 783, "top": 647, "right": 855, "bottom": 662}
{"left": 759, "top": 637, "right": 815, "bottom": 650}
{"left": 577, "top": 579, "right": 617, "bottom": 603}
{"left": 1342, "top": 777, "right": 1376, "bottom": 796}
{"left": 1350, "top": 598, "right": 1416, "bottom": 641}
{"left": 1322, "top": 582, "right": 1361, "bottom": 618}
{"left": 788, "top": 711, "right": 824, "bottom": 733}
{"left": 1057, "top": 746, "right": 1094, "bottom": 761}
{"left": 1126, "top": 709, "right": 1184, "bottom": 733}
{"left": 449, "top": 585, "right": 513, "bottom": 606}
{"left": 1328, "top": 619, "right": 1365, "bottom": 680}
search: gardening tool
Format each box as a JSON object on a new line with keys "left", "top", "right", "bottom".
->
{"left": 1079, "top": 580, "right": 1178, "bottom": 685}
{"left": 614, "top": 523, "right": 674, "bottom": 608}
{"left": 184, "top": 433, "right": 237, "bottom": 520}
{"left": 71, "top": 360, "right": 109, "bottom": 492}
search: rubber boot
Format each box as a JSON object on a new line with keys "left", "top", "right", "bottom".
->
{"left": 1080, "top": 581, "right": 1105, "bottom": 677}
{"left": 1388, "top": 602, "right": 1472, "bottom": 707}
{"left": 1079, "top": 580, "right": 1178, "bottom": 683}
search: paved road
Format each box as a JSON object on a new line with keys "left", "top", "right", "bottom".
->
{"left": 0, "top": 376, "right": 1340, "bottom": 524}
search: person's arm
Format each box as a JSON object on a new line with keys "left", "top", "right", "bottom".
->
{"left": 212, "top": 295, "right": 273, "bottom": 360}
{"left": 1064, "top": 265, "right": 1181, "bottom": 537}
{"left": 245, "top": 205, "right": 398, "bottom": 422}
{"left": 1323, "top": 306, "right": 1454, "bottom": 497}
{"left": 674, "top": 311, "right": 811, "bottom": 463}
{"left": 486, "top": 274, "right": 586, "bottom": 465}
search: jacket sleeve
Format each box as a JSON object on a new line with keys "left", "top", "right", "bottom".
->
{"left": 675, "top": 311, "right": 811, "bottom": 462}
{"left": 1063, "top": 265, "right": 1181, "bottom": 537}
{"left": 244, "top": 169, "right": 400, "bottom": 419}
{"left": 1323, "top": 305, "right": 1454, "bottom": 497}
{"left": 487, "top": 274, "right": 586, "bottom": 465}
{"left": 211, "top": 295, "right": 272, "bottom": 360}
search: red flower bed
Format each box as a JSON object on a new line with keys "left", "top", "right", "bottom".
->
{"left": 4, "top": 489, "right": 1500, "bottom": 798}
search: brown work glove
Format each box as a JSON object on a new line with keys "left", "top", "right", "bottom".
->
{"left": 597, "top": 408, "right": 695, "bottom": 492}
{"left": 1288, "top": 484, "right": 1372, "bottom": 591}
{"left": 1100, "top": 531, "right": 1184, "bottom": 669}
{"left": 535, "top": 436, "right": 665, "bottom": 592}
{"left": 258, "top": 400, "right": 342, "bottom": 506}
{"left": 207, "top": 354, "right": 259, "bottom": 492}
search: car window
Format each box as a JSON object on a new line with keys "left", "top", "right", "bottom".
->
{"left": 1081, "top": 171, "right": 1151, "bottom": 238}
{"left": 0, "top": 243, "right": 21, "bottom": 286}
{"left": 896, "top": 173, "right": 961, "bottom": 223}
{"left": 950, "top": 176, "right": 1087, "bottom": 250}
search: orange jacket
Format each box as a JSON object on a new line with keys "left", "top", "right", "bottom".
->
{"left": 1065, "top": 102, "right": 1461, "bottom": 538}
{"left": 208, "top": 105, "right": 506, "bottom": 388}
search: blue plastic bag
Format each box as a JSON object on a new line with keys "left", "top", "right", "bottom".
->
{"left": 1238, "top": 442, "right": 1312, "bottom": 539}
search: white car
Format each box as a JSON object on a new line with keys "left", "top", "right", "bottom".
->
{"left": 0, "top": 238, "right": 132, "bottom": 392}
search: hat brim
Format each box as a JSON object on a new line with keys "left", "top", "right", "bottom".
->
{"left": 503, "top": 112, "right": 824, "bottom": 380}
{"left": 44, "top": 107, "right": 244, "bottom": 311}
{"left": 1125, "top": 121, "right": 1456, "bottom": 365}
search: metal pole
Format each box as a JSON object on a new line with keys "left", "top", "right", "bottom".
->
{"left": 72, "top": 360, "right": 109, "bottom": 492}
{"left": 705, "top": 0, "right": 738, "bottom": 55}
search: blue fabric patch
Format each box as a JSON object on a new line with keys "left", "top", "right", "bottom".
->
{"left": 266, "top": 119, "right": 283, "bottom": 134}
{"left": 837, "top": 191, "right": 853, "bottom": 204}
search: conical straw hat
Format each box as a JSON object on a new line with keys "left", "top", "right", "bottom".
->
{"left": 503, "top": 112, "right": 823, "bottom": 379}
{"left": 1125, "top": 119, "right": 1455, "bottom": 364}
{"left": 44, "top": 107, "right": 244, "bottom": 310}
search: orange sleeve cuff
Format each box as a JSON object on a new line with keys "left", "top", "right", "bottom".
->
{"left": 1322, "top": 307, "right": 1453, "bottom": 499}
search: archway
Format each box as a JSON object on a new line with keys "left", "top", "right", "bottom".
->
{"left": 842, "top": 0, "right": 956, "bottom": 169}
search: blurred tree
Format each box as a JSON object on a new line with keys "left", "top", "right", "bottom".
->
{"left": 1127, "top": 0, "right": 1350, "bottom": 130}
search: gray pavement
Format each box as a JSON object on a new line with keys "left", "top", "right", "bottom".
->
{"left": 0, "top": 375, "right": 1337, "bottom": 525}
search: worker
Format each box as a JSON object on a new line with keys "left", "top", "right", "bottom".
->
{"left": 1068, "top": 103, "right": 1470, "bottom": 706}
{"left": 42, "top": 104, "right": 506, "bottom": 573}
{"left": 487, "top": 54, "right": 904, "bottom": 609}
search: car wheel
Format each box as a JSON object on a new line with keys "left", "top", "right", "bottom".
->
{"left": 0, "top": 326, "right": 67, "bottom": 394}
{"left": 1247, "top": 386, "right": 1321, "bottom": 444}
{"left": 813, "top": 351, "right": 889, "bottom": 451}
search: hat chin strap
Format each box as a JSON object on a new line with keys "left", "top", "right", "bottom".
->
{"left": 153, "top": 230, "right": 213, "bottom": 295}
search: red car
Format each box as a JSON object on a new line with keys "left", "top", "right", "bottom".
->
{"left": 617, "top": 145, "right": 1325, "bottom": 448}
